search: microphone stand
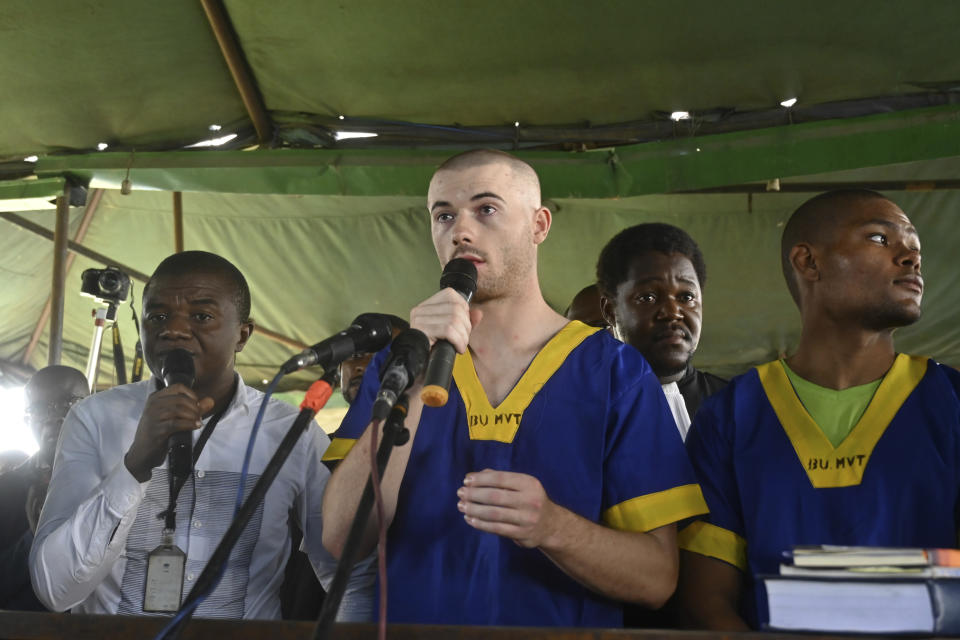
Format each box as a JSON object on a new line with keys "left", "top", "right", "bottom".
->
{"left": 312, "top": 395, "right": 410, "bottom": 640}
{"left": 164, "top": 398, "right": 327, "bottom": 640}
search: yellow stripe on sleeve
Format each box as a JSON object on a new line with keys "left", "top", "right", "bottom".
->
{"left": 678, "top": 521, "right": 748, "bottom": 572}
{"left": 602, "top": 484, "right": 709, "bottom": 533}
{"left": 321, "top": 437, "right": 357, "bottom": 462}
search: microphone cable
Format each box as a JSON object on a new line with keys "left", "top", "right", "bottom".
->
{"left": 237, "top": 371, "right": 283, "bottom": 513}
{"left": 369, "top": 417, "right": 388, "bottom": 640}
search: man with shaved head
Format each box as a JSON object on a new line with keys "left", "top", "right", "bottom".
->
{"left": 323, "top": 149, "right": 707, "bottom": 626}
{"left": 678, "top": 190, "right": 960, "bottom": 629}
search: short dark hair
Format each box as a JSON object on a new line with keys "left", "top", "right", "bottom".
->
{"left": 144, "top": 251, "right": 251, "bottom": 322}
{"left": 596, "top": 223, "right": 707, "bottom": 297}
{"left": 436, "top": 148, "right": 532, "bottom": 175}
{"left": 434, "top": 149, "right": 541, "bottom": 201}
{"left": 780, "top": 189, "right": 890, "bottom": 305}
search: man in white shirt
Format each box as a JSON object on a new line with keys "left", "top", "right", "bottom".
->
{"left": 30, "top": 251, "right": 370, "bottom": 619}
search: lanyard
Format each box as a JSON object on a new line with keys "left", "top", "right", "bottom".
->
{"left": 159, "top": 378, "right": 237, "bottom": 532}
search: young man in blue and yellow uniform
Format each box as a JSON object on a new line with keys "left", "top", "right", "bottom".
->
{"left": 677, "top": 189, "right": 960, "bottom": 630}
{"left": 322, "top": 149, "right": 708, "bottom": 627}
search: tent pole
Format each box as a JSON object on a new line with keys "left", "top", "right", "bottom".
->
{"left": 200, "top": 0, "right": 273, "bottom": 146}
{"left": 173, "top": 191, "right": 184, "bottom": 252}
{"left": 2, "top": 212, "right": 309, "bottom": 353}
{"left": 48, "top": 188, "right": 70, "bottom": 366}
{"left": 23, "top": 189, "right": 103, "bottom": 365}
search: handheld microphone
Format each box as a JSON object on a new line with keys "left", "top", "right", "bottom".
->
{"left": 420, "top": 258, "right": 478, "bottom": 407}
{"left": 161, "top": 349, "right": 195, "bottom": 480}
{"left": 372, "top": 328, "right": 430, "bottom": 421}
{"left": 280, "top": 313, "right": 394, "bottom": 375}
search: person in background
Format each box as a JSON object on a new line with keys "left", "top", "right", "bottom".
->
{"left": 597, "top": 223, "right": 726, "bottom": 440}
{"left": 339, "top": 315, "right": 409, "bottom": 405}
{"left": 564, "top": 284, "right": 606, "bottom": 328}
{"left": 0, "top": 365, "right": 88, "bottom": 610}
{"left": 0, "top": 450, "right": 28, "bottom": 475}
{"left": 280, "top": 313, "right": 407, "bottom": 619}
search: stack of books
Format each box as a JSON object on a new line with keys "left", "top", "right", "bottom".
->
{"left": 761, "top": 545, "right": 960, "bottom": 634}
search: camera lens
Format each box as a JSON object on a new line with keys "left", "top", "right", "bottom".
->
{"left": 98, "top": 270, "right": 121, "bottom": 295}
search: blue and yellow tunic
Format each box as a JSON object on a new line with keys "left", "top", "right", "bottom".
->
{"left": 680, "top": 355, "right": 960, "bottom": 627}
{"left": 325, "top": 321, "right": 708, "bottom": 627}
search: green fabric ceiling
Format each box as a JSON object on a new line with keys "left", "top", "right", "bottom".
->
{"left": 3, "top": 1, "right": 960, "bottom": 161}
{"left": 228, "top": 0, "right": 959, "bottom": 124}
{"left": 0, "top": 1, "right": 245, "bottom": 158}
{"left": 28, "top": 104, "right": 960, "bottom": 197}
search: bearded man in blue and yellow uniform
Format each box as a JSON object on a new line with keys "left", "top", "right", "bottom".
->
{"left": 677, "top": 189, "right": 960, "bottom": 630}
{"left": 321, "top": 149, "right": 709, "bottom": 627}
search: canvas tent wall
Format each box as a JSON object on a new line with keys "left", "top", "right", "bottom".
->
{"left": 3, "top": 155, "right": 960, "bottom": 395}
{"left": 2, "top": 0, "right": 960, "bottom": 392}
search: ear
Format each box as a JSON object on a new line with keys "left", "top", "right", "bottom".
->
{"left": 789, "top": 243, "right": 820, "bottom": 285}
{"left": 600, "top": 294, "right": 617, "bottom": 331}
{"left": 532, "top": 206, "right": 552, "bottom": 244}
{"left": 236, "top": 320, "right": 254, "bottom": 353}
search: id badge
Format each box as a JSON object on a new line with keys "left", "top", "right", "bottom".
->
{"left": 143, "top": 542, "right": 186, "bottom": 612}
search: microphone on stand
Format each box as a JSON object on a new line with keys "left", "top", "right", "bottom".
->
{"left": 372, "top": 329, "right": 430, "bottom": 421}
{"left": 420, "top": 258, "right": 478, "bottom": 407}
{"left": 161, "top": 349, "right": 195, "bottom": 481}
{"left": 280, "top": 313, "right": 394, "bottom": 375}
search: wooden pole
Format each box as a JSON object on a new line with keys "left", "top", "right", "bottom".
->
{"left": 47, "top": 188, "right": 70, "bottom": 365}
{"left": 23, "top": 189, "right": 103, "bottom": 364}
{"left": 173, "top": 191, "right": 184, "bottom": 252}
{"left": 200, "top": 0, "right": 273, "bottom": 146}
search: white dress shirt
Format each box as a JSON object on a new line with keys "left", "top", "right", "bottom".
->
{"left": 30, "top": 376, "right": 372, "bottom": 620}
{"left": 661, "top": 381, "right": 692, "bottom": 441}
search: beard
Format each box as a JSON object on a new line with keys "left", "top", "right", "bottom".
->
{"left": 471, "top": 233, "right": 537, "bottom": 303}
{"left": 647, "top": 351, "right": 693, "bottom": 380}
{"left": 860, "top": 299, "right": 922, "bottom": 331}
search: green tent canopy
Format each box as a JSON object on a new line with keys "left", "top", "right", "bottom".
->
{"left": 2, "top": 0, "right": 960, "bottom": 393}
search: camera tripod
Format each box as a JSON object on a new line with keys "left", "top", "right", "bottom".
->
{"left": 84, "top": 301, "right": 118, "bottom": 393}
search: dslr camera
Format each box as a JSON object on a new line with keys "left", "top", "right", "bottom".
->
{"left": 80, "top": 266, "right": 131, "bottom": 305}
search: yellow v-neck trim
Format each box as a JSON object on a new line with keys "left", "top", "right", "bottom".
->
{"left": 453, "top": 321, "right": 600, "bottom": 443}
{"left": 756, "top": 354, "right": 927, "bottom": 488}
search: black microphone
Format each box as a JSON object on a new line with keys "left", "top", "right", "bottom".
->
{"left": 372, "top": 328, "right": 430, "bottom": 421}
{"left": 280, "top": 313, "right": 394, "bottom": 375}
{"left": 420, "top": 258, "right": 478, "bottom": 407}
{"left": 161, "top": 349, "right": 195, "bottom": 480}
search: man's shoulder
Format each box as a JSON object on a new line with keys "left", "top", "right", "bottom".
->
{"left": 565, "top": 330, "right": 666, "bottom": 406}
{"left": 694, "top": 368, "right": 728, "bottom": 387}
{"left": 694, "top": 364, "right": 765, "bottom": 414}
{"left": 73, "top": 379, "right": 153, "bottom": 414}
{"left": 572, "top": 325, "right": 645, "bottom": 363}
{"left": 912, "top": 356, "right": 960, "bottom": 399}
{"left": 920, "top": 356, "right": 958, "bottom": 379}
{"left": 239, "top": 382, "right": 299, "bottom": 412}
{"left": 685, "top": 366, "right": 729, "bottom": 394}
{"left": 0, "top": 461, "right": 32, "bottom": 497}
{"left": 236, "top": 382, "right": 302, "bottom": 429}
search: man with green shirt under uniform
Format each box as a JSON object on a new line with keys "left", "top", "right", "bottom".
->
{"left": 676, "top": 189, "right": 960, "bottom": 630}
